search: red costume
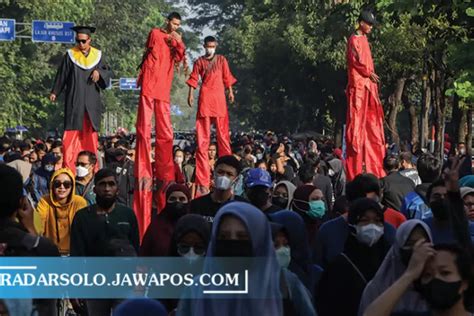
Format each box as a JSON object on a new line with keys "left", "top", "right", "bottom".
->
{"left": 186, "top": 55, "right": 236, "bottom": 188}
{"left": 134, "top": 28, "right": 185, "bottom": 238}
{"left": 345, "top": 33, "right": 385, "bottom": 181}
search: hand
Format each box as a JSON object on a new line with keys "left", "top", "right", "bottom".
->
{"left": 17, "top": 197, "right": 36, "bottom": 235}
{"left": 370, "top": 72, "right": 380, "bottom": 83}
{"left": 228, "top": 91, "right": 235, "bottom": 104}
{"left": 443, "top": 156, "right": 466, "bottom": 192}
{"left": 404, "top": 239, "right": 436, "bottom": 282}
{"left": 188, "top": 94, "right": 194, "bottom": 108}
{"left": 49, "top": 93, "right": 56, "bottom": 102}
{"left": 90, "top": 69, "right": 100, "bottom": 83}
{"left": 170, "top": 31, "right": 182, "bottom": 43}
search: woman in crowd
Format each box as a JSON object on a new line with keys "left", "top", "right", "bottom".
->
{"left": 359, "top": 220, "right": 433, "bottom": 316}
{"left": 272, "top": 181, "right": 296, "bottom": 210}
{"left": 364, "top": 243, "right": 473, "bottom": 316}
{"left": 140, "top": 184, "right": 191, "bottom": 257}
{"left": 35, "top": 168, "right": 87, "bottom": 255}
{"left": 317, "top": 197, "right": 390, "bottom": 316}
{"left": 32, "top": 153, "right": 57, "bottom": 203}
{"left": 178, "top": 201, "right": 316, "bottom": 316}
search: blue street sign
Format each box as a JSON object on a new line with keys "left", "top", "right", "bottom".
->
{"left": 32, "top": 20, "right": 74, "bottom": 43}
{"left": 119, "top": 78, "right": 139, "bottom": 90}
{"left": 0, "top": 19, "right": 15, "bottom": 41}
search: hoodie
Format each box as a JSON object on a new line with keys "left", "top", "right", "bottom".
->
{"left": 35, "top": 168, "right": 87, "bottom": 254}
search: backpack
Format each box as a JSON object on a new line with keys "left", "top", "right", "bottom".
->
{"left": 401, "top": 189, "right": 432, "bottom": 220}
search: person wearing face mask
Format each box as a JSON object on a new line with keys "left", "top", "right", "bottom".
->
{"left": 105, "top": 141, "right": 135, "bottom": 209}
{"left": 139, "top": 184, "right": 191, "bottom": 257}
{"left": 186, "top": 36, "right": 236, "bottom": 196}
{"left": 364, "top": 243, "right": 473, "bottom": 316}
{"left": 32, "top": 153, "right": 57, "bottom": 204}
{"left": 291, "top": 185, "right": 329, "bottom": 255}
{"left": 189, "top": 156, "right": 247, "bottom": 223}
{"left": 359, "top": 220, "right": 433, "bottom": 316}
{"left": 245, "top": 168, "right": 282, "bottom": 214}
{"left": 178, "top": 202, "right": 316, "bottom": 316}
{"left": 272, "top": 181, "right": 296, "bottom": 210}
{"left": 317, "top": 197, "right": 390, "bottom": 316}
{"left": 75, "top": 151, "right": 97, "bottom": 205}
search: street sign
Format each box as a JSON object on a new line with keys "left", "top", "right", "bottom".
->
{"left": 32, "top": 20, "right": 74, "bottom": 43}
{"left": 119, "top": 78, "right": 139, "bottom": 90}
{"left": 0, "top": 19, "right": 15, "bottom": 41}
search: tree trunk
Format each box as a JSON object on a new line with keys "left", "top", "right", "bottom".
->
{"left": 451, "top": 94, "right": 463, "bottom": 143}
{"left": 387, "top": 78, "right": 406, "bottom": 147}
{"left": 467, "top": 108, "right": 473, "bottom": 156}
{"left": 421, "top": 75, "right": 431, "bottom": 149}
{"left": 403, "top": 82, "right": 419, "bottom": 146}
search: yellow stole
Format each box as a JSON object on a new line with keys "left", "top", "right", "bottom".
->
{"left": 67, "top": 46, "right": 102, "bottom": 70}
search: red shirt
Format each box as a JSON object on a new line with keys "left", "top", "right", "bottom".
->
{"left": 384, "top": 207, "right": 407, "bottom": 229}
{"left": 346, "top": 33, "right": 377, "bottom": 92}
{"left": 186, "top": 55, "right": 237, "bottom": 118}
{"left": 138, "top": 28, "right": 185, "bottom": 102}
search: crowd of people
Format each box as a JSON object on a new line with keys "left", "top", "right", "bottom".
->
{"left": 0, "top": 131, "right": 473, "bottom": 316}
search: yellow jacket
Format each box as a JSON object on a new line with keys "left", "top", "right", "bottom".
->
{"left": 35, "top": 168, "right": 87, "bottom": 255}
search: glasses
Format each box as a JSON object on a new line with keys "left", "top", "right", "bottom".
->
{"left": 75, "top": 38, "right": 88, "bottom": 44}
{"left": 177, "top": 244, "right": 206, "bottom": 256}
{"left": 53, "top": 180, "right": 72, "bottom": 189}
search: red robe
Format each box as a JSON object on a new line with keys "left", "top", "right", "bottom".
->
{"left": 345, "top": 33, "right": 386, "bottom": 181}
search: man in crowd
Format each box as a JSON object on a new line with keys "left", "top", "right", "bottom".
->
{"left": 75, "top": 151, "right": 97, "bottom": 205}
{"left": 49, "top": 26, "right": 112, "bottom": 173}
{"left": 190, "top": 155, "right": 246, "bottom": 223}
{"left": 245, "top": 168, "right": 282, "bottom": 214}
{"left": 187, "top": 36, "right": 237, "bottom": 195}
{"left": 381, "top": 154, "right": 415, "bottom": 211}
{"left": 399, "top": 151, "right": 421, "bottom": 185}
{"left": 134, "top": 12, "right": 186, "bottom": 238}
{"left": 345, "top": 10, "right": 385, "bottom": 180}
{"left": 106, "top": 139, "right": 135, "bottom": 209}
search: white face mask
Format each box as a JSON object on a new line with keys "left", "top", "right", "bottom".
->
{"left": 275, "top": 246, "right": 291, "bottom": 269}
{"left": 459, "top": 148, "right": 466, "bottom": 155}
{"left": 256, "top": 153, "right": 264, "bottom": 160}
{"left": 76, "top": 166, "right": 89, "bottom": 178}
{"left": 44, "top": 164, "right": 54, "bottom": 172}
{"left": 181, "top": 247, "right": 203, "bottom": 263}
{"left": 175, "top": 157, "right": 184, "bottom": 165}
{"left": 355, "top": 224, "right": 384, "bottom": 247}
{"left": 214, "top": 175, "right": 233, "bottom": 191}
{"left": 205, "top": 47, "right": 216, "bottom": 56}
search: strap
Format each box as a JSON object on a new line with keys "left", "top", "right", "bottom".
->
{"left": 202, "top": 55, "right": 219, "bottom": 83}
{"left": 341, "top": 253, "right": 368, "bottom": 284}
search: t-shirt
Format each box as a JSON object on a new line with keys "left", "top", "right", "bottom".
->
{"left": 189, "top": 193, "right": 248, "bottom": 223}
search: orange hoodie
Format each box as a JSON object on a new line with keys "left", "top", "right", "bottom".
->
{"left": 35, "top": 168, "right": 87, "bottom": 255}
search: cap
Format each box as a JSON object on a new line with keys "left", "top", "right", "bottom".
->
{"left": 71, "top": 26, "right": 96, "bottom": 35}
{"left": 460, "top": 187, "right": 474, "bottom": 199}
{"left": 359, "top": 10, "right": 377, "bottom": 25}
{"left": 245, "top": 168, "right": 273, "bottom": 188}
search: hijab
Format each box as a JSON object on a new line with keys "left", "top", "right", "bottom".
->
{"left": 168, "top": 214, "right": 211, "bottom": 257}
{"left": 358, "top": 220, "right": 432, "bottom": 315}
{"left": 274, "top": 181, "right": 296, "bottom": 209}
{"left": 185, "top": 202, "right": 283, "bottom": 316}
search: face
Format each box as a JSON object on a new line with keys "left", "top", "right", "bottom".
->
{"left": 94, "top": 176, "right": 118, "bottom": 199}
{"left": 167, "top": 18, "right": 181, "bottom": 32}
{"left": 404, "top": 226, "right": 429, "bottom": 248}
{"left": 360, "top": 20, "right": 373, "bottom": 34}
{"left": 51, "top": 147, "right": 62, "bottom": 159}
{"left": 429, "top": 186, "right": 448, "bottom": 203}
{"left": 204, "top": 40, "right": 217, "bottom": 53}
{"left": 184, "top": 152, "right": 192, "bottom": 162}
{"left": 174, "top": 150, "right": 184, "bottom": 163}
{"left": 75, "top": 33, "right": 91, "bottom": 51}
{"left": 177, "top": 231, "right": 206, "bottom": 256}
{"left": 217, "top": 215, "right": 249, "bottom": 241}
{"left": 458, "top": 144, "right": 466, "bottom": 154}
{"left": 420, "top": 250, "right": 468, "bottom": 292}
{"left": 53, "top": 173, "right": 73, "bottom": 201}
{"left": 274, "top": 231, "right": 289, "bottom": 249}
{"left": 29, "top": 151, "right": 38, "bottom": 163}
{"left": 215, "top": 164, "right": 238, "bottom": 181}
{"left": 257, "top": 162, "right": 267, "bottom": 171}
{"left": 37, "top": 150, "right": 46, "bottom": 160}
{"left": 357, "top": 209, "right": 383, "bottom": 227}
{"left": 270, "top": 163, "right": 277, "bottom": 173}
{"left": 208, "top": 145, "right": 217, "bottom": 159}
{"left": 463, "top": 194, "right": 474, "bottom": 221}
{"left": 308, "top": 189, "right": 324, "bottom": 202}
{"left": 167, "top": 191, "right": 189, "bottom": 204}
{"left": 76, "top": 154, "right": 93, "bottom": 172}
{"left": 273, "top": 185, "right": 288, "bottom": 199}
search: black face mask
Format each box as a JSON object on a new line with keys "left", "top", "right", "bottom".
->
{"left": 247, "top": 188, "right": 270, "bottom": 208}
{"left": 96, "top": 195, "right": 116, "bottom": 209}
{"left": 166, "top": 202, "right": 188, "bottom": 220}
{"left": 214, "top": 239, "right": 253, "bottom": 257}
{"left": 399, "top": 248, "right": 413, "bottom": 267}
{"left": 430, "top": 199, "right": 449, "bottom": 220}
{"left": 272, "top": 196, "right": 288, "bottom": 209}
{"left": 417, "top": 278, "right": 463, "bottom": 310}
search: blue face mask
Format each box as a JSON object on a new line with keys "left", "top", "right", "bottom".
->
{"left": 308, "top": 200, "right": 326, "bottom": 219}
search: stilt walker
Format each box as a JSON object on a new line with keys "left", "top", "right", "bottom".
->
{"left": 134, "top": 12, "right": 187, "bottom": 238}
{"left": 345, "top": 11, "right": 386, "bottom": 181}
{"left": 50, "top": 26, "right": 111, "bottom": 175}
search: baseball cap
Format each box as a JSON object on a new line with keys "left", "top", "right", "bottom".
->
{"left": 245, "top": 168, "right": 272, "bottom": 188}
{"left": 460, "top": 187, "right": 474, "bottom": 199}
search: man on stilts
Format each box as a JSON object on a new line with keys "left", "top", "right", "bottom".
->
{"left": 187, "top": 36, "right": 236, "bottom": 196}
{"left": 345, "top": 11, "right": 386, "bottom": 181}
{"left": 134, "top": 12, "right": 187, "bottom": 238}
{"left": 50, "top": 26, "right": 112, "bottom": 174}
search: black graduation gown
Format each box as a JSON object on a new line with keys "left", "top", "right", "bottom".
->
{"left": 51, "top": 47, "right": 112, "bottom": 131}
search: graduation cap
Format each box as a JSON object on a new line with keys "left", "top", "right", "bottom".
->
{"left": 70, "top": 26, "right": 96, "bottom": 35}
{"left": 359, "top": 10, "right": 377, "bottom": 25}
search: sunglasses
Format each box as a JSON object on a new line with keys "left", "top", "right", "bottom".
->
{"left": 75, "top": 38, "right": 88, "bottom": 44}
{"left": 53, "top": 180, "right": 72, "bottom": 189}
{"left": 177, "top": 244, "right": 206, "bottom": 256}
